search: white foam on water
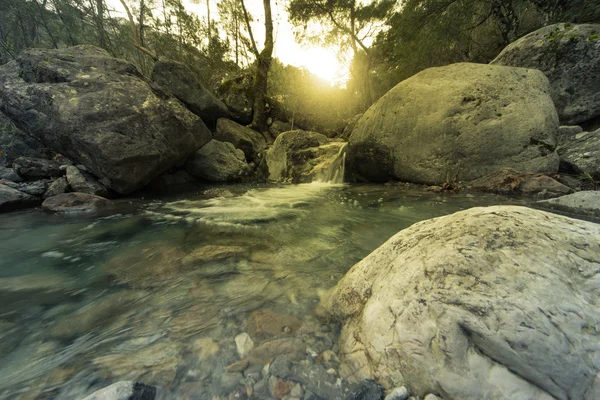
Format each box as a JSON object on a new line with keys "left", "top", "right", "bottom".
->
{"left": 149, "top": 183, "right": 345, "bottom": 227}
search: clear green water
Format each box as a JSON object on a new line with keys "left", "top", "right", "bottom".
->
{"left": 0, "top": 183, "right": 526, "bottom": 399}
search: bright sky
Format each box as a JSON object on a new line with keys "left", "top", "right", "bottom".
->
{"left": 107, "top": 0, "right": 350, "bottom": 85}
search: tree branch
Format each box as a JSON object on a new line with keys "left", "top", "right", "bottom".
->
{"left": 240, "top": 0, "right": 259, "bottom": 57}
{"left": 118, "top": 0, "right": 158, "bottom": 61}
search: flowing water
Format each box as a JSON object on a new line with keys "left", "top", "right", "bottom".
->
{"left": 0, "top": 183, "right": 528, "bottom": 399}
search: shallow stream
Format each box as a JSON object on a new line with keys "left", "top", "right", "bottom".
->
{"left": 0, "top": 183, "right": 527, "bottom": 399}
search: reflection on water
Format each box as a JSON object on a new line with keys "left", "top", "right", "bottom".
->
{"left": 0, "top": 183, "right": 525, "bottom": 399}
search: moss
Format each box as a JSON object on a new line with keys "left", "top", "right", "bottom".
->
{"left": 589, "top": 33, "right": 600, "bottom": 41}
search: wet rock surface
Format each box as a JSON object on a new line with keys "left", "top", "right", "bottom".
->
{"left": 42, "top": 192, "right": 113, "bottom": 214}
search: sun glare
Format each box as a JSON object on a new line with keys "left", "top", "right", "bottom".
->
{"left": 301, "top": 48, "right": 347, "bottom": 86}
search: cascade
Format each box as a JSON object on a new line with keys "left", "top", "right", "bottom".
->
{"left": 313, "top": 142, "right": 347, "bottom": 184}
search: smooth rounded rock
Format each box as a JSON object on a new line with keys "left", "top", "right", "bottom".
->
{"left": 348, "top": 63, "right": 559, "bottom": 184}
{"left": 81, "top": 381, "right": 157, "bottom": 400}
{"left": 42, "top": 192, "right": 112, "bottom": 214}
{"left": 325, "top": 206, "right": 600, "bottom": 399}
{"left": 385, "top": 386, "right": 410, "bottom": 400}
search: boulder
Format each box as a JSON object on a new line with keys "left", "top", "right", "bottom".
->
{"left": 151, "top": 60, "right": 230, "bottom": 126}
{"left": 42, "top": 192, "right": 112, "bottom": 214}
{"left": 186, "top": 140, "right": 249, "bottom": 182}
{"left": 0, "top": 112, "right": 49, "bottom": 166}
{"left": 268, "top": 120, "right": 292, "bottom": 142}
{"left": 558, "top": 128, "right": 600, "bottom": 179}
{"left": 491, "top": 23, "right": 600, "bottom": 125}
{"left": 12, "top": 157, "right": 63, "bottom": 179}
{"left": 215, "top": 118, "right": 267, "bottom": 161}
{"left": 2, "top": 179, "right": 50, "bottom": 196}
{"left": 0, "top": 183, "right": 40, "bottom": 212}
{"left": 323, "top": 206, "right": 600, "bottom": 399}
{"left": 0, "top": 46, "right": 212, "bottom": 194}
{"left": 44, "top": 177, "right": 70, "bottom": 198}
{"left": 469, "top": 168, "right": 572, "bottom": 198}
{"left": 538, "top": 191, "right": 600, "bottom": 219}
{"left": 265, "top": 130, "right": 347, "bottom": 184}
{"left": 347, "top": 63, "right": 559, "bottom": 184}
{"left": 66, "top": 165, "right": 109, "bottom": 197}
{"left": 0, "top": 166, "right": 21, "bottom": 182}
{"left": 216, "top": 73, "right": 254, "bottom": 125}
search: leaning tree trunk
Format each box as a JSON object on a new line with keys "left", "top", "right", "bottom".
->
{"left": 250, "top": 0, "right": 273, "bottom": 133}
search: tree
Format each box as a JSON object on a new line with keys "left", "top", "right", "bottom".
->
{"left": 217, "top": 0, "right": 254, "bottom": 67}
{"left": 240, "top": 0, "right": 274, "bottom": 132}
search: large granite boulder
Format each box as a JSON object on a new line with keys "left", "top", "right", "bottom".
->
{"left": 215, "top": 118, "right": 267, "bottom": 162}
{"left": 558, "top": 128, "right": 600, "bottom": 179}
{"left": 491, "top": 23, "right": 600, "bottom": 125}
{"left": 0, "top": 46, "right": 212, "bottom": 194}
{"left": 265, "top": 130, "right": 347, "bottom": 184}
{"left": 323, "top": 206, "right": 600, "bottom": 399}
{"left": 347, "top": 63, "right": 559, "bottom": 184}
{"left": 151, "top": 60, "right": 231, "bottom": 126}
{"left": 186, "top": 140, "right": 250, "bottom": 182}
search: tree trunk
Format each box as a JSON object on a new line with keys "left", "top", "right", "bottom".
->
{"left": 250, "top": 0, "right": 274, "bottom": 133}
{"left": 206, "top": 0, "right": 211, "bottom": 45}
{"left": 96, "top": 0, "right": 106, "bottom": 48}
{"left": 139, "top": 0, "right": 145, "bottom": 46}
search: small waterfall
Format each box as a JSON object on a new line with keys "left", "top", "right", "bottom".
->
{"left": 313, "top": 142, "right": 347, "bottom": 184}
